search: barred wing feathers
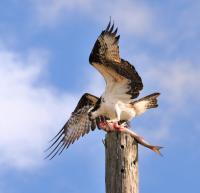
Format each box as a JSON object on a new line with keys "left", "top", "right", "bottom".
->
{"left": 89, "top": 21, "right": 143, "bottom": 101}
{"left": 89, "top": 21, "right": 121, "bottom": 64}
{"left": 45, "top": 93, "right": 98, "bottom": 159}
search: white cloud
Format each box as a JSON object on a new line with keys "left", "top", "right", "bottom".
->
{"left": 107, "top": 1, "right": 154, "bottom": 36}
{"left": 30, "top": 0, "right": 199, "bottom": 47}
{"left": 124, "top": 53, "right": 200, "bottom": 145}
{"left": 27, "top": 0, "right": 200, "bottom": 48}
{"left": 31, "top": 0, "right": 155, "bottom": 37}
{"left": 0, "top": 48, "right": 78, "bottom": 170}
{"left": 143, "top": 60, "right": 200, "bottom": 107}
{"left": 131, "top": 53, "right": 200, "bottom": 106}
{"left": 32, "top": 0, "right": 93, "bottom": 25}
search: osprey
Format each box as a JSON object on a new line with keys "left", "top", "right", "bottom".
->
{"left": 45, "top": 21, "right": 162, "bottom": 159}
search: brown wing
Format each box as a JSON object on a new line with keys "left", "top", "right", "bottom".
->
{"left": 89, "top": 21, "right": 121, "bottom": 64}
{"left": 89, "top": 21, "right": 143, "bottom": 101}
{"left": 45, "top": 93, "right": 99, "bottom": 160}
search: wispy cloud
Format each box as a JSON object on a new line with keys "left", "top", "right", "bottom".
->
{"left": 31, "top": 0, "right": 93, "bottom": 24}
{"left": 30, "top": 0, "right": 155, "bottom": 37}
{"left": 132, "top": 55, "right": 200, "bottom": 143}
{"left": 30, "top": 0, "right": 200, "bottom": 48}
{"left": 0, "top": 47, "right": 78, "bottom": 170}
{"left": 143, "top": 60, "right": 200, "bottom": 107}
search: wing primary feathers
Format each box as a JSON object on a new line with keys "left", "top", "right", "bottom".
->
{"left": 67, "top": 117, "right": 83, "bottom": 147}
{"left": 89, "top": 19, "right": 121, "bottom": 64}
{"left": 66, "top": 138, "right": 72, "bottom": 149}
{"left": 82, "top": 117, "right": 90, "bottom": 136}
{"left": 82, "top": 117, "right": 89, "bottom": 136}
{"left": 58, "top": 143, "right": 68, "bottom": 155}
{"left": 114, "top": 35, "right": 120, "bottom": 44}
{"left": 71, "top": 129, "right": 79, "bottom": 144}
{"left": 49, "top": 128, "right": 64, "bottom": 142}
{"left": 44, "top": 138, "right": 64, "bottom": 159}
{"left": 45, "top": 93, "right": 99, "bottom": 159}
{"left": 64, "top": 132, "right": 73, "bottom": 148}
{"left": 66, "top": 129, "right": 77, "bottom": 148}
{"left": 66, "top": 122, "right": 81, "bottom": 147}
{"left": 49, "top": 142, "right": 66, "bottom": 160}
{"left": 109, "top": 23, "right": 114, "bottom": 33}
{"left": 105, "top": 20, "right": 111, "bottom": 31}
{"left": 70, "top": 129, "right": 78, "bottom": 144}
{"left": 44, "top": 130, "right": 64, "bottom": 152}
{"left": 86, "top": 120, "right": 92, "bottom": 134}
{"left": 113, "top": 27, "right": 118, "bottom": 35}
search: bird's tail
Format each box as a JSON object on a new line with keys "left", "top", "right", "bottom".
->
{"left": 132, "top": 92, "right": 160, "bottom": 116}
{"left": 139, "top": 92, "right": 160, "bottom": 109}
{"left": 150, "top": 146, "right": 163, "bottom": 156}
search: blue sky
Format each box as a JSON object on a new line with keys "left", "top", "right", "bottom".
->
{"left": 0, "top": 0, "right": 199, "bottom": 193}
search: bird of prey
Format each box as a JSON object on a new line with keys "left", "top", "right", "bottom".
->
{"left": 45, "top": 21, "right": 162, "bottom": 159}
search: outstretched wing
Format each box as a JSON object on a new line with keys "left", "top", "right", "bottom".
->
{"left": 89, "top": 21, "right": 143, "bottom": 102}
{"left": 45, "top": 93, "right": 99, "bottom": 159}
{"left": 89, "top": 21, "right": 120, "bottom": 64}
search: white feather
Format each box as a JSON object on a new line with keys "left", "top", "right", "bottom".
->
{"left": 91, "top": 62, "right": 138, "bottom": 121}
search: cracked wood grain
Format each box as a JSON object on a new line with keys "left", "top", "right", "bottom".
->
{"left": 105, "top": 132, "right": 138, "bottom": 193}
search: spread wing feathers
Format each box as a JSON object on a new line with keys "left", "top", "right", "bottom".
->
{"left": 89, "top": 21, "right": 143, "bottom": 101}
{"left": 89, "top": 20, "right": 121, "bottom": 64}
{"left": 45, "top": 93, "right": 98, "bottom": 160}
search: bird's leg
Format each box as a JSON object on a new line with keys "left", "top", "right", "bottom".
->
{"left": 114, "top": 104, "right": 122, "bottom": 131}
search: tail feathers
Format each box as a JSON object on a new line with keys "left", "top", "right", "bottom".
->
{"left": 132, "top": 92, "right": 160, "bottom": 115}
{"left": 142, "top": 92, "right": 160, "bottom": 109}
{"left": 151, "top": 146, "right": 163, "bottom": 156}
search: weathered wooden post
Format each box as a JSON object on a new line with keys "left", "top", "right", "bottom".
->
{"left": 105, "top": 132, "right": 138, "bottom": 193}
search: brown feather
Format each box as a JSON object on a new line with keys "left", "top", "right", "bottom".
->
{"left": 45, "top": 93, "right": 99, "bottom": 159}
{"left": 89, "top": 21, "right": 143, "bottom": 100}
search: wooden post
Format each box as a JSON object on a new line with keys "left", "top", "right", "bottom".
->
{"left": 105, "top": 132, "right": 138, "bottom": 193}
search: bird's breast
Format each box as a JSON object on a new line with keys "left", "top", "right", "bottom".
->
{"left": 99, "top": 101, "right": 116, "bottom": 119}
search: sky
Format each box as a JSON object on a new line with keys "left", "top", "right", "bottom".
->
{"left": 0, "top": 0, "right": 199, "bottom": 193}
